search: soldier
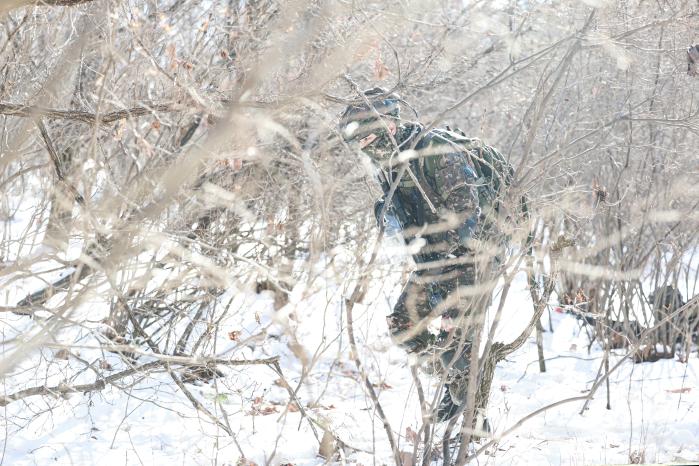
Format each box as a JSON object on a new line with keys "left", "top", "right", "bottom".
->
{"left": 650, "top": 285, "right": 692, "bottom": 348}
{"left": 340, "top": 88, "right": 513, "bottom": 422}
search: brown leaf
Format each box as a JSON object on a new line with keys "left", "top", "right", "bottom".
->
{"left": 665, "top": 387, "right": 691, "bottom": 394}
{"left": 151, "top": 120, "right": 161, "bottom": 130}
{"left": 287, "top": 403, "right": 299, "bottom": 413}
{"left": 228, "top": 330, "right": 241, "bottom": 341}
{"left": 405, "top": 426, "right": 418, "bottom": 444}
{"left": 374, "top": 53, "right": 390, "bottom": 81}
{"left": 288, "top": 339, "right": 309, "bottom": 367}
{"left": 166, "top": 43, "right": 177, "bottom": 70}
{"left": 340, "top": 368, "right": 358, "bottom": 378}
{"left": 399, "top": 451, "right": 415, "bottom": 466}
{"left": 247, "top": 402, "right": 279, "bottom": 416}
{"left": 318, "top": 429, "right": 336, "bottom": 460}
{"left": 372, "top": 381, "right": 392, "bottom": 390}
{"left": 310, "top": 403, "right": 335, "bottom": 410}
{"left": 99, "top": 359, "right": 113, "bottom": 370}
{"left": 54, "top": 349, "right": 70, "bottom": 360}
{"left": 254, "top": 311, "right": 261, "bottom": 325}
{"left": 273, "top": 378, "right": 290, "bottom": 389}
{"left": 258, "top": 406, "right": 278, "bottom": 415}
{"left": 236, "top": 459, "right": 257, "bottom": 466}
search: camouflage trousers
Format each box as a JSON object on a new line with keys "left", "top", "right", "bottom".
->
{"left": 386, "top": 261, "right": 477, "bottom": 404}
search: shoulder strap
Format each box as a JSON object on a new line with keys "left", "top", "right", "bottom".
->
{"left": 414, "top": 157, "right": 442, "bottom": 210}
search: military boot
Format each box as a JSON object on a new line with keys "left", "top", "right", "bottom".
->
{"left": 437, "top": 385, "right": 460, "bottom": 421}
{"left": 436, "top": 386, "right": 491, "bottom": 438}
{"left": 440, "top": 343, "right": 471, "bottom": 402}
{"left": 432, "top": 343, "right": 471, "bottom": 422}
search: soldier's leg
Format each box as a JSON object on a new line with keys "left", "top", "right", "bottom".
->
{"left": 431, "top": 262, "right": 480, "bottom": 421}
{"left": 386, "top": 273, "right": 435, "bottom": 354}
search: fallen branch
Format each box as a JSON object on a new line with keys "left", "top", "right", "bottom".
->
{"left": 167, "top": 366, "right": 247, "bottom": 458}
{"left": 0, "top": 102, "right": 177, "bottom": 125}
{"left": 36, "top": 0, "right": 96, "bottom": 5}
{"left": 15, "top": 263, "right": 92, "bottom": 309}
{"left": 0, "top": 355, "right": 279, "bottom": 406}
{"left": 0, "top": 360, "right": 162, "bottom": 406}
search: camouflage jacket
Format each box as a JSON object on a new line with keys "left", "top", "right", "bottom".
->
{"left": 368, "top": 122, "right": 511, "bottom": 267}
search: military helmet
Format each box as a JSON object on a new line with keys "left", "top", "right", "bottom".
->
{"left": 340, "top": 87, "right": 401, "bottom": 141}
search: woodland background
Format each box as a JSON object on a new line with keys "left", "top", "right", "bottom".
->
{"left": 1, "top": 0, "right": 698, "bottom": 465}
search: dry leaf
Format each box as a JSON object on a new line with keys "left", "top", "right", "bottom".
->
{"left": 287, "top": 403, "right": 299, "bottom": 413}
{"left": 405, "top": 426, "right": 418, "bottom": 444}
{"left": 288, "top": 339, "right": 309, "bottom": 367}
{"left": 248, "top": 404, "right": 278, "bottom": 416}
{"left": 258, "top": 406, "right": 278, "bottom": 415}
{"left": 54, "top": 349, "right": 70, "bottom": 360}
{"left": 310, "top": 403, "right": 335, "bottom": 410}
{"left": 236, "top": 459, "right": 257, "bottom": 466}
{"left": 228, "top": 330, "right": 241, "bottom": 341}
{"left": 166, "top": 43, "right": 177, "bottom": 70}
{"left": 399, "top": 451, "right": 415, "bottom": 466}
{"left": 273, "top": 378, "right": 290, "bottom": 389}
{"left": 374, "top": 53, "right": 390, "bottom": 81}
{"left": 372, "top": 381, "right": 392, "bottom": 390}
{"left": 665, "top": 387, "right": 691, "bottom": 394}
{"left": 318, "top": 429, "right": 336, "bottom": 460}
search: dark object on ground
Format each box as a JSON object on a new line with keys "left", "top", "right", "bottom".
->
{"left": 688, "top": 45, "right": 699, "bottom": 76}
{"left": 608, "top": 320, "right": 645, "bottom": 349}
{"left": 256, "top": 279, "right": 289, "bottom": 310}
{"left": 180, "top": 365, "right": 224, "bottom": 385}
{"left": 632, "top": 344, "right": 674, "bottom": 363}
{"left": 649, "top": 285, "right": 698, "bottom": 348}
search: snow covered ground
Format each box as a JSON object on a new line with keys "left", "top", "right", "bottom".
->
{"left": 2, "top": 256, "right": 698, "bottom": 466}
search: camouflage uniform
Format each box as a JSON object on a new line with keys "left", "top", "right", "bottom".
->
{"left": 341, "top": 89, "right": 509, "bottom": 420}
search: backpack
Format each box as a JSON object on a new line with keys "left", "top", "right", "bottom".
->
{"left": 426, "top": 126, "right": 514, "bottom": 217}
{"left": 376, "top": 125, "right": 514, "bottom": 247}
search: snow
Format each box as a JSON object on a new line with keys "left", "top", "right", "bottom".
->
{"left": 2, "top": 252, "right": 699, "bottom": 465}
